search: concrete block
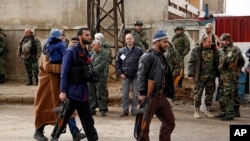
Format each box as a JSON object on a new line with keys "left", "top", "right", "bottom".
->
{"left": 0, "top": 95, "right": 7, "bottom": 103}
{"left": 7, "top": 95, "right": 22, "bottom": 103}
{"left": 22, "top": 95, "right": 34, "bottom": 104}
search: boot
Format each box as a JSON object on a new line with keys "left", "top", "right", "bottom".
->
{"left": 234, "top": 105, "right": 241, "bottom": 117}
{"left": 0, "top": 74, "right": 4, "bottom": 84}
{"left": 35, "top": 75, "right": 39, "bottom": 86}
{"left": 73, "top": 132, "right": 86, "bottom": 141}
{"left": 214, "top": 112, "right": 225, "bottom": 118}
{"left": 220, "top": 115, "right": 234, "bottom": 121}
{"left": 26, "top": 77, "right": 33, "bottom": 86}
{"left": 194, "top": 108, "right": 201, "bottom": 119}
{"left": 33, "top": 125, "right": 48, "bottom": 141}
{"left": 205, "top": 106, "right": 214, "bottom": 118}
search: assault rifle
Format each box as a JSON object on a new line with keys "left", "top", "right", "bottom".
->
{"left": 134, "top": 79, "right": 155, "bottom": 140}
{"left": 51, "top": 98, "right": 70, "bottom": 141}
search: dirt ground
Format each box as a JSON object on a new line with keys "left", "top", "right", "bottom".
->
{"left": 106, "top": 78, "right": 194, "bottom": 107}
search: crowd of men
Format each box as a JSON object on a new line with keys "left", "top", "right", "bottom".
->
{"left": 0, "top": 21, "right": 249, "bottom": 141}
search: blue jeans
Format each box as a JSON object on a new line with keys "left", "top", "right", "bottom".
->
{"left": 68, "top": 117, "right": 80, "bottom": 136}
{"left": 121, "top": 77, "right": 138, "bottom": 112}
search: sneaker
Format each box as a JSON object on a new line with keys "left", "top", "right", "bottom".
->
{"left": 33, "top": 130, "right": 48, "bottom": 141}
{"left": 73, "top": 132, "right": 87, "bottom": 141}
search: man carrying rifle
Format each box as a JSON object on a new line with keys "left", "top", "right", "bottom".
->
{"left": 56, "top": 28, "right": 98, "bottom": 140}
{"left": 136, "top": 30, "right": 175, "bottom": 141}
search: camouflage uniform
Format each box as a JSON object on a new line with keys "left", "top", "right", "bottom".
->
{"left": 172, "top": 33, "right": 190, "bottom": 86}
{"left": 218, "top": 44, "right": 240, "bottom": 119}
{"left": 89, "top": 49, "right": 109, "bottom": 114}
{"left": 0, "top": 32, "right": 8, "bottom": 83}
{"left": 233, "top": 46, "right": 245, "bottom": 117}
{"left": 188, "top": 45, "right": 219, "bottom": 107}
{"left": 165, "top": 42, "right": 182, "bottom": 85}
{"left": 17, "top": 35, "right": 41, "bottom": 85}
{"left": 132, "top": 32, "right": 146, "bottom": 51}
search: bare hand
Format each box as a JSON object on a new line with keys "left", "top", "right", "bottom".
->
{"left": 138, "top": 95, "right": 146, "bottom": 105}
{"left": 59, "top": 92, "right": 67, "bottom": 102}
{"left": 120, "top": 74, "right": 126, "bottom": 79}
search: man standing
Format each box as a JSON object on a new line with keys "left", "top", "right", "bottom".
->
{"left": 0, "top": 28, "right": 8, "bottom": 84}
{"left": 215, "top": 33, "right": 241, "bottom": 121}
{"left": 116, "top": 33, "right": 143, "bottom": 117}
{"left": 202, "top": 23, "right": 219, "bottom": 45}
{"left": 133, "top": 20, "right": 149, "bottom": 50}
{"left": 89, "top": 40, "right": 109, "bottom": 116}
{"left": 57, "top": 28, "right": 98, "bottom": 140}
{"left": 172, "top": 26, "right": 190, "bottom": 87}
{"left": 17, "top": 28, "right": 41, "bottom": 85}
{"left": 188, "top": 36, "right": 219, "bottom": 119}
{"left": 137, "top": 30, "right": 175, "bottom": 141}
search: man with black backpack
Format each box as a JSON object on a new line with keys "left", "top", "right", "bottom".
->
{"left": 17, "top": 28, "right": 41, "bottom": 85}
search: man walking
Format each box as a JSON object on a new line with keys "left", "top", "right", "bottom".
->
{"left": 17, "top": 28, "right": 41, "bottom": 85}
{"left": 57, "top": 28, "right": 98, "bottom": 140}
{"left": 116, "top": 33, "right": 143, "bottom": 117}
{"left": 137, "top": 30, "right": 175, "bottom": 141}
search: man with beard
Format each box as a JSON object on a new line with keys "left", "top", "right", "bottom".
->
{"left": 55, "top": 28, "right": 98, "bottom": 140}
{"left": 137, "top": 30, "right": 175, "bottom": 141}
{"left": 215, "top": 33, "right": 244, "bottom": 121}
{"left": 188, "top": 36, "right": 219, "bottom": 119}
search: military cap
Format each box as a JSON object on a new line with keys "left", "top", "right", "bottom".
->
{"left": 122, "top": 29, "right": 131, "bottom": 35}
{"left": 174, "top": 26, "right": 185, "bottom": 31}
{"left": 134, "top": 20, "right": 143, "bottom": 26}
{"left": 220, "top": 33, "right": 231, "bottom": 41}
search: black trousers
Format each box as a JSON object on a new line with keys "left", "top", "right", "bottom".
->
{"left": 54, "top": 99, "right": 98, "bottom": 141}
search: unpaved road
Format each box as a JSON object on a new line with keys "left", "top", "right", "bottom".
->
{"left": 0, "top": 103, "right": 249, "bottom": 141}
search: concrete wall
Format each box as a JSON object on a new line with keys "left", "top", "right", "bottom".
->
{"left": 0, "top": 0, "right": 170, "bottom": 80}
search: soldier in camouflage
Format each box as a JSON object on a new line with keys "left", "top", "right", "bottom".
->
{"left": 0, "top": 28, "right": 8, "bottom": 84}
{"left": 132, "top": 20, "right": 149, "bottom": 51}
{"left": 188, "top": 36, "right": 219, "bottom": 119}
{"left": 172, "top": 26, "right": 190, "bottom": 87}
{"left": 89, "top": 40, "right": 109, "bottom": 116}
{"left": 17, "top": 28, "right": 41, "bottom": 85}
{"left": 215, "top": 33, "right": 241, "bottom": 121}
{"left": 165, "top": 42, "right": 182, "bottom": 80}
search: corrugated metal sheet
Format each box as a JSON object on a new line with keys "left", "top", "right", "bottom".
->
{"left": 215, "top": 16, "right": 250, "bottom": 42}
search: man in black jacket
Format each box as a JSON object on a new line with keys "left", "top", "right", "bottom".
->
{"left": 137, "top": 30, "right": 175, "bottom": 141}
{"left": 116, "top": 33, "right": 143, "bottom": 117}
